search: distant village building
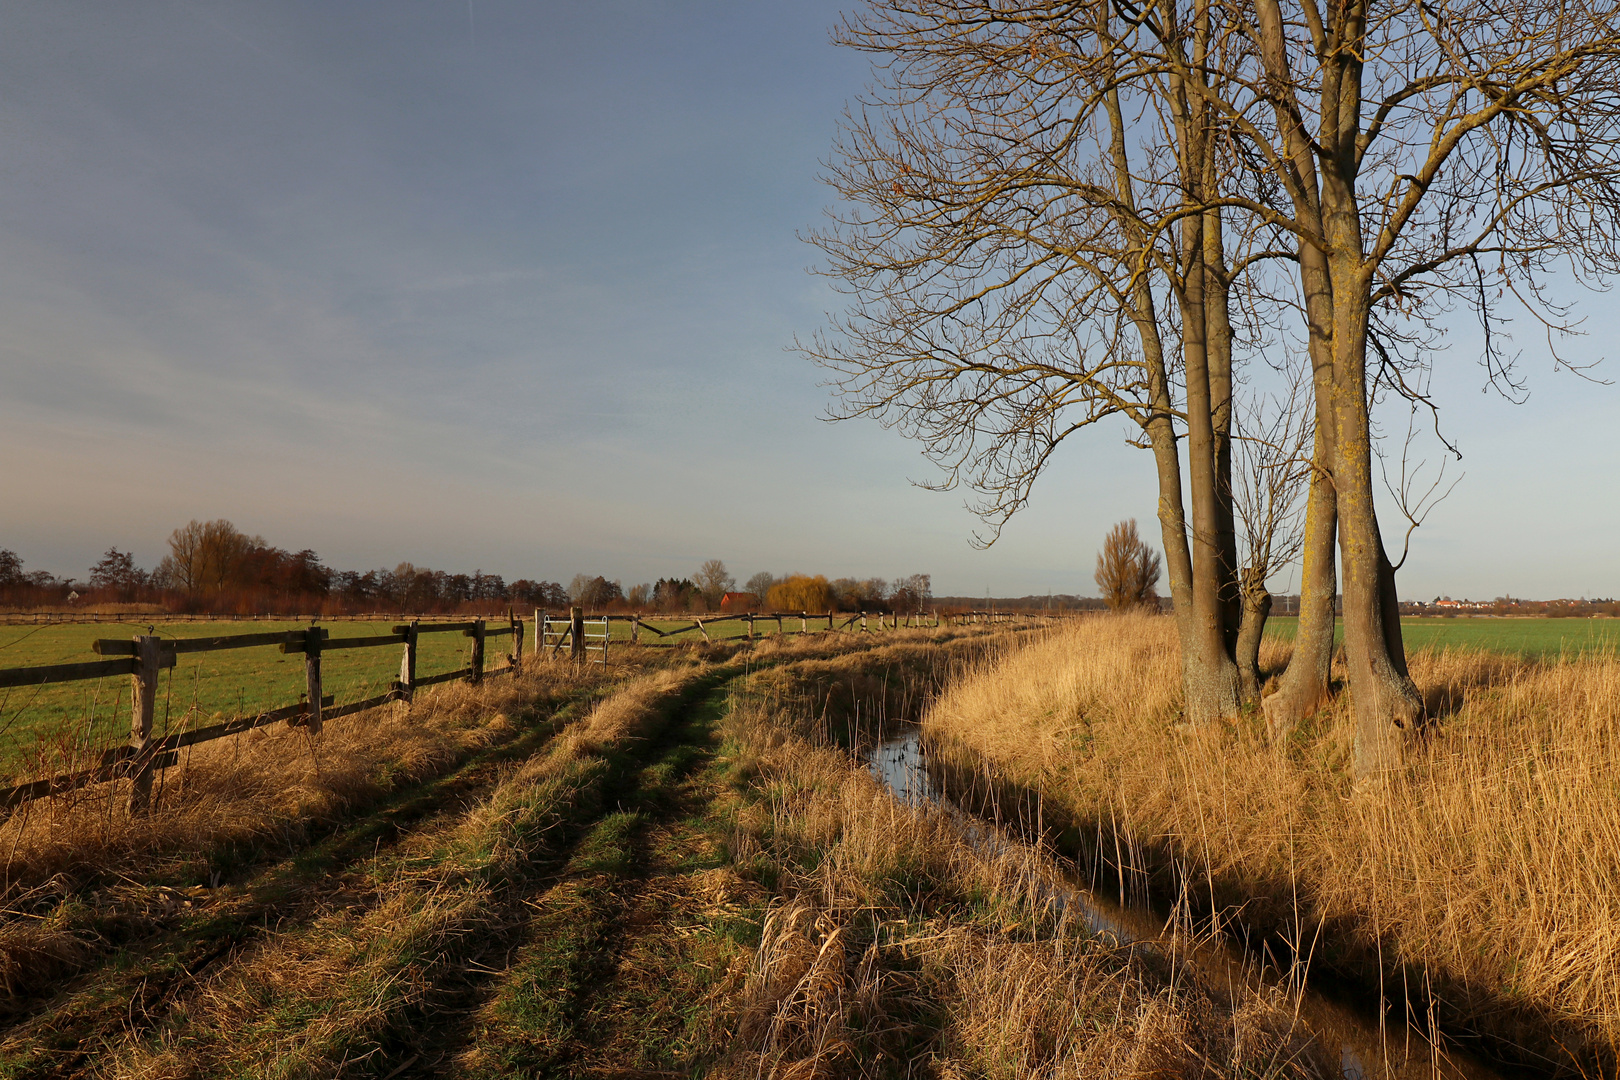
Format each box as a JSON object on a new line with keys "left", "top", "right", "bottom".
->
{"left": 720, "top": 592, "right": 761, "bottom": 613}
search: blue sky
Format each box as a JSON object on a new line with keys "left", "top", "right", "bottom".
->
{"left": 0, "top": 2, "right": 1615, "bottom": 600}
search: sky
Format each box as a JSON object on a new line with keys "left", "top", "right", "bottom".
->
{"left": 0, "top": 2, "right": 1615, "bottom": 601}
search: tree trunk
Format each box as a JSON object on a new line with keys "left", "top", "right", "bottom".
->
{"left": 1178, "top": 217, "right": 1243, "bottom": 723}
{"left": 1263, "top": 461, "right": 1338, "bottom": 737}
{"left": 1329, "top": 268, "right": 1423, "bottom": 778}
{"left": 1205, "top": 206, "right": 1242, "bottom": 655}
{"left": 1235, "top": 566, "right": 1272, "bottom": 704}
{"left": 1263, "top": 364, "right": 1339, "bottom": 738}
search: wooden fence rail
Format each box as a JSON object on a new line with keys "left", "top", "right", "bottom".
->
{"left": 0, "top": 606, "right": 1022, "bottom": 813}
{"left": 0, "top": 615, "right": 528, "bottom": 814}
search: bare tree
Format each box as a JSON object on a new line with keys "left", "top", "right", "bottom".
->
{"left": 1231, "top": 363, "right": 1314, "bottom": 706}
{"left": 744, "top": 571, "right": 777, "bottom": 602}
{"left": 694, "top": 559, "right": 735, "bottom": 610}
{"left": 814, "top": 0, "right": 1620, "bottom": 774}
{"left": 1165, "top": 0, "right": 1620, "bottom": 773}
{"left": 1095, "top": 520, "right": 1163, "bottom": 612}
{"left": 806, "top": 1, "right": 1297, "bottom": 719}
{"left": 160, "top": 520, "right": 261, "bottom": 596}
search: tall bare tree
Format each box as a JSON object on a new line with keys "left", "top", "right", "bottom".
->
{"left": 806, "top": 1, "right": 1294, "bottom": 719}
{"left": 812, "top": 0, "right": 1620, "bottom": 774}
{"left": 1165, "top": 0, "right": 1620, "bottom": 773}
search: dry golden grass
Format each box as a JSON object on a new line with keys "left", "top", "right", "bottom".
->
{"left": 719, "top": 647, "right": 1325, "bottom": 1079}
{"left": 924, "top": 612, "right": 1620, "bottom": 1060}
{"left": 94, "top": 662, "right": 717, "bottom": 1079}
{"left": 0, "top": 659, "right": 620, "bottom": 1006}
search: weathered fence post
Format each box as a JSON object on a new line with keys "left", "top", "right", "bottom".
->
{"left": 471, "top": 619, "right": 486, "bottom": 684}
{"left": 511, "top": 613, "right": 523, "bottom": 667}
{"left": 631, "top": 614, "right": 640, "bottom": 645}
{"left": 304, "top": 625, "right": 324, "bottom": 735}
{"left": 128, "top": 634, "right": 161, "bottom": 815}
{"left": 861, "top": 611, "right": 868, "bottom": 633}
{"left": 570, "top": 607, "right": 585, "bottom": 662}
{"left": 399, "top": 619, "right": 419, "bottom": 702}
{"left": 800, "top": 612, "right": 807, "bottom": 634}
{"left": 746, "top": 614, "right": 754, "bottom": 640}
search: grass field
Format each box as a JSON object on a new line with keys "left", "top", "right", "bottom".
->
{"left": 1265, "top": 614, "right": 1620, "bottom": 657}
{"left": 0, "top": 617, "right": 902, "bottom": 778}
{"left": 0, "top": 627, "right": 1323, "bottom": 1079}
{"left": 0, "top": 620, "right": 499, "bottom": 774}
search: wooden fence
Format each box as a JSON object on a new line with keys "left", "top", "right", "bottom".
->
{"left": 0, "top": 611, "right": 509, "bottom": 626}
{"left": 0, "top": 616, "right": 525, "bottom": 813}
{"left": 529, "top": 607, "right": 1015, "bottom": 655}
{"left": 0, "top": 606, "right": 1024, "bottom": 814}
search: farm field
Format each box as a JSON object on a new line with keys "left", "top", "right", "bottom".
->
{"left": 1264, "top": 614, "right": 1620, "bottom": 657}
{"left": 0, "top": 620, "right": 506, "bottom": 773}
{"left": 0, "top": 615, "right": 927, "bottom": 778}
{"left": 0, "top": 625, "right": 1337, "bottom": 1078}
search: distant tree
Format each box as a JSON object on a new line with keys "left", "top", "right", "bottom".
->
{"left": 694, "top": 560, "right": 735, "bottom": 610}
{"left": 767, "top": 574, "right": 834, "bottom": 613}
{"left": 161, "top": 519, "right": 262, "bottom": 594}
{"left": 88, "top": 547, "right": 148, "bottom": 598}
{"left": 744, "top": 571, "right": 776, "bottom": 601}
{"left": 568, "top": 575, "right": 623, "bottom": 610}
{"left": 653, "top": 577, "right": 698, "bottom": 613}
{"left": 626, "top": 583, "right": 652, "bottom": 609}
{"left": 1094, "top": 521, "right": 1161, "bottom": 613}
{"left": 0, "top": 550, "right": 23, "bottom": 589}
{"left": 509, "top": 579, "right": 569, "bottom": 609}
{"left": 889, "top": 573, "right": 932, "bottom": 613}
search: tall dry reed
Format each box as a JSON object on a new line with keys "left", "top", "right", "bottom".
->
{"left": 722, "top": 646, "right": 1325, "bottom": 1079}
{"left": 924, "top": 613, "right": 1620, "bottom": 1060}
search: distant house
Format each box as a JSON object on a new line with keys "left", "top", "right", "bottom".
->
{"left": 720, "top": 592, "right": 761, "bottom": 613}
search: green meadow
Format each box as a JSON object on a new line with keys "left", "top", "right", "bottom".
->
{"left": 0, "top": 620, "right": 501, "bottom": 773}
{"left": 1264, "top": 615, "right": 1620, "bottom": 658}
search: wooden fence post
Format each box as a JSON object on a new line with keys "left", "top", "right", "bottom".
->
{"left": 746, "top": 614, "right": 754, "bottom": 640}
{"left": 570, "top": 607, "right": 585, "bottom": 662}
{"left": 512, "top": 613, "right": 523, "bottom": 667}
{"left": 128, "top": 634, "right": 161, "bottom": 815}
{"left": 861, "top": 611, "right": 868, "bottom": 633}
{"left": 471, "top": 619, "right": 486, "bottom": 684}
{"left": 631, "top": 614, "right": 640, "bottom": 645}
{"left": 304, "top": 625, "right": 324, "bottom": 735}
{"left": 399, "top": 619, "right": 419, "bottom": 702}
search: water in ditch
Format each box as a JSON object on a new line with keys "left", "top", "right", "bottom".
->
{"left": 864, "top": 726, "right": 1507, "bottom": 1080}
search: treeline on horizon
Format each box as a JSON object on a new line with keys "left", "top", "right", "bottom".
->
{"left": 0, "top": 519, "right": 947, "bottom": 616}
